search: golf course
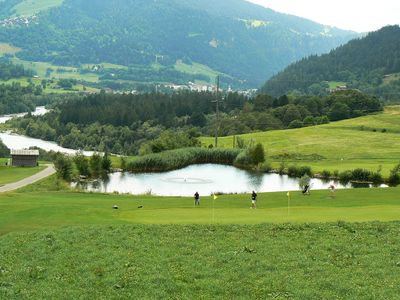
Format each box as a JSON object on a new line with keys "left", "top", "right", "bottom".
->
{"left": 1, "top": 177, "right": 400, "bottom": 298}
{"left": 1, "top": 107, "right": 400, "bottom": 299}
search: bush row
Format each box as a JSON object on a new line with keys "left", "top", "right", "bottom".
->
{"left": 285, "top": 166, "right": 386, "bottom": 185}
{"left": 126, "top": 147, "right": 241, "bottom": 173}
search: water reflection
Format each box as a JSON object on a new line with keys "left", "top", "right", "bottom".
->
{"left": 73, "top": 164, "right": 367, "bottom": 197}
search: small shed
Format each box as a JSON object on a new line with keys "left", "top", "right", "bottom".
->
{"left": 11, "top": 149, "right": 39, "bottom": 167}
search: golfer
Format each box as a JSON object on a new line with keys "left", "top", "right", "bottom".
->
{"left": 251, "top": 190, "right": 257, "bottom": 209}
{"left": 194, "top": 192, "right": 200, "bottom": 206}
{"left": 329, "top": 184, "right": 336, "bottom": 198}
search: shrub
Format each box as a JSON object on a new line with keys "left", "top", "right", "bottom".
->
{"left": 369, "top": 172, "right": 383, "bottom": 185}
{"left": 249, "top": 143, "right": 265, "bottom": 165}
{"left": 333, "top": 170, "right": 339, "bottom": 178}
{"left": 127, "top": 148, "right": 241, "bottom": 172}
{"left": 90, "top": 153, "right": 102, "bottom": 176}
{"left": 102, "top": 153, "right": 112, "bottom": 172}
{"left": 338, "top": 170, "right": 352, "bottom": 184}
{"left": 351, "top": 168, "right": 371, "bottom": 182}
{"left": 73, "top": 153, "right": 90, "bottom": 176}
{"left": 54, "top": 153, "right": 73, "bottom": 181}
{"left": 320, "top": 170, "right": 331, "bottom": 179}
{"left": 298, "top": 175, "right": 311, "bottom": 190}
{"left": 388, "top": 173, "right": 400, "bottom": 186}
{"left": 288, "top": 120, "right": 304, "bottom": 129}
{"left": 287, "top": 165, "right": 313, "bottom": 178}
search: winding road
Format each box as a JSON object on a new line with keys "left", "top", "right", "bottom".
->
{"left": 0, "top": 164, "right": 56, "bottom": 193}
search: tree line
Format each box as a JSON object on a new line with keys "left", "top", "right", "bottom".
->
{"left": 7, "top": 89, "right": 382, "bottom": 155}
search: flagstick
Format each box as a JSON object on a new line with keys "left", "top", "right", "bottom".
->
{"left": 212, "top": 195, "right": 215, "bottom": 224}
{"left": 287, "top": 194, "right": 290, "bottom": 216}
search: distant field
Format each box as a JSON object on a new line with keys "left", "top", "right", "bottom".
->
{"left": 383, "top": 73, "right": 400, "bottom": 85}
{"left": 12, "top": 0, "right": 64, "bottom": 16}
{"left": 202, "top": 107, "right": 400, "bottom": 176}
{"left": 11, "top": 58, "right": 100, "bottom": 82}
{"left": 0, "top": 43, "right": 21, "bottom": 56}
{"left": 0, "top": 77, "right": 100, "bottom": 94}
{"left": 327, "top": 81, "right": 347, "bottom": 89}
{"left": 174, "top": 59, "right": 222, "bottom": 83}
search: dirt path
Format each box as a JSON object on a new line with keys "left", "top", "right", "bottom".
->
{"left": 0, "top": 164, "right": 56, "bottom": 193}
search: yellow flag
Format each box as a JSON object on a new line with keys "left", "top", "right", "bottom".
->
{"left": 213, "top": 194, "right": 218, "bottom": 200}
{"left": 286, "top": 192, "right": 290, "bottom": 198}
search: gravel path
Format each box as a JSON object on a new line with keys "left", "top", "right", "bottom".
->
{"left": 0, "top": 164, "right": 56, "bottom": 193}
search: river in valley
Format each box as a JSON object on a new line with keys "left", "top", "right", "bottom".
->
{"left": 0, "top": 106, "right": 94, "bottom": 155}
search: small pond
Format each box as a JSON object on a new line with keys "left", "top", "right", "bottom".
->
{"left": 73, "top": 163, "right": 378, "bottom": 197}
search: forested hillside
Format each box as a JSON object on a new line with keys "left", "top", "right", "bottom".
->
{"left": 0, "top": 0, "right": 357, "bottom": 87}
{"left": 261, "top": 26, "right": 400, "bottom": 100}
{"left": 7, "top": 90, "right": 382, "bottom": 155}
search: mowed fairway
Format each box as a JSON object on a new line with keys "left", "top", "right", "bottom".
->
{"left": 1, "top": 185, "right": 400, "bottom": 235}
{"left": 202, "top": 107, "right": 400, "bottom": 176}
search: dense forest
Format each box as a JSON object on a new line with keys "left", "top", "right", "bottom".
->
{"left": 261, "top": 26, "right": 400, "bottom": 100}
{"left": 7, "top": 90, "right": 382, "bottom": 155}
{"left": 0, "top": 0, "right": 357, "bottom": 87}
{"left": 0, "top": 61, "right": 33, "bottom": 81}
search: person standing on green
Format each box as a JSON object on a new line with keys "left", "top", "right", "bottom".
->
{"left": 194, "top": 192, "right": 200, "bottom": 206}
{"left": 251, "top": 191, "right": 257, "bottom": 209}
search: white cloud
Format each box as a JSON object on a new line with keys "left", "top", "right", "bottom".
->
{"left": 246, "top": 0, "right": 400, "bottom": 32}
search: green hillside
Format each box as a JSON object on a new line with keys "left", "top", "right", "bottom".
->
{"left": 0, "top": 0, "right": 357, "bottom": 87}
{"left": 261, "top": 25, "right": 400, "bottom": 100}
{"left": 202, "top": 106, "right": 400, "bottom": 176}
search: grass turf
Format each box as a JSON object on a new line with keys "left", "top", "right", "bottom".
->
{"left": 1, "top": 180, "right": 400, "bottom": 235}
{"left": 0, "top": 165, "right": 45, "bottom": 185}
{"left": 201, "top": 107, "right": 400, "bottom": 176}
{"left": 0, "top": 222, "right": 400, "bottom": 299}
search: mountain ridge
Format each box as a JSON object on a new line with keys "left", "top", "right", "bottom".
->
{"left": 0, "top": 0, "right": 358, "bottom": 88}
{"left": 260, "top": 25, "right": 400, "bottom": 99}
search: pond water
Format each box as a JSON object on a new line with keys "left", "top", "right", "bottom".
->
{"left": 73, "top": 163, "right": 363, "bottom": 197}
{"left": 0, "top": 106, "right": 94, "bottom": 155}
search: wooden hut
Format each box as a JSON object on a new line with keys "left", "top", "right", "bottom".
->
{"left": 11, "top": 149, "right": 39, "bottom": 167}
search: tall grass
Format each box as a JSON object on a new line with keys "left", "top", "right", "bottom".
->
{"left": 126, "top": 147, "right": 241, "bottom": 172}
{"left": 1, "top": 223, "right": 400, "bottom": 299}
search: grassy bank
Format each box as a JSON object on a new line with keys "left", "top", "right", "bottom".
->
{"left": 0, "top": 165, "right": 45, "bottom": 185}
{"left": 201, "top": 107, "right": 400, "bottom": 177}
{"left": 2, "top": 184, "right": 400, "bottom": 235}
{"left": 1, "top": 222, "right": 400, "bottom": 299}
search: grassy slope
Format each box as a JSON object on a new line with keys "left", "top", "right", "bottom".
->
{"left": 202, "top": 107, "right": 400, "bottom": 176}
{"left": 0, "top": 43, "right": 21, "bottom": 56}
{"left": 0, "top": 165, "right": 45, "bottom": 185}
{"left": 12, "top": 0, "right": 64, "bottom": 16}
{"left": 1, "top": 222, "right": 400, "bottom": 299}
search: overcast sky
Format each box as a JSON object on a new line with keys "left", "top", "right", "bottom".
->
{"left": 246, "top": 0, "right": 400, "bottom": 32}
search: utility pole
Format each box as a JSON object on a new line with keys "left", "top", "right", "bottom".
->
{"left": 214, "top": 75, "right": 220, "bottom": 148}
